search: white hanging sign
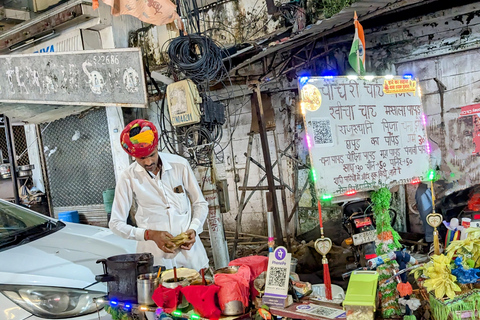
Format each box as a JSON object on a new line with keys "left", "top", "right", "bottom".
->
{"left": 300, "top": 76, "right": 430, "bottom": 197}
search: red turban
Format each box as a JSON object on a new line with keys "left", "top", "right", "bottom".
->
{"left": 120, "top": 119, "right": 159, "bottom": 158}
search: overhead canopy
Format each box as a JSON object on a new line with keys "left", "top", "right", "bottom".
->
{"left": 229, "top": 0, "right": 432, "bottom": 80}
{"left": 0, "top": 104, "right": 93, "bottom": 124}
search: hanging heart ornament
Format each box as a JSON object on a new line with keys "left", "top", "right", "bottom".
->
{"left": 314, "top": 237, "right": 333, "bottom": 256}
{"left": 426, "top": 213, "right": 443, "bottom": 228}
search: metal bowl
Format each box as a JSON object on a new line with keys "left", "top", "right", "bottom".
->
{"left": 214, "top": 266, "right": 239, "bottom": 275}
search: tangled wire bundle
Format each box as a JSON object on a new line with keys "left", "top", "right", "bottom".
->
{"left": 167, "top": 34, "right": 228, "bottom": 86}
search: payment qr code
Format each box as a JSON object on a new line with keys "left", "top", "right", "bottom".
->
{"left": 267, "top": 267, "right": 287, "bottom": 287}
{"left": 311, "top": 119, "right": 333, "bottom": 146}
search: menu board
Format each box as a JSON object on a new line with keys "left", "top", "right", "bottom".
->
{"left": 300, "top": 76, "right": 430, "bottom": 197}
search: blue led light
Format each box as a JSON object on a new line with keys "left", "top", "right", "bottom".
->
{"left": 124, "top": 303, "right": 132, "bottom": 311}
{"left": 403, "top": 74, "right": 413, "bottom": 79}
{"left": 110, "top": 299, "right": 118, "bottom": 306}
{"left": 299, "top": 76, "right": 309, "bottom": 86}
{"left": 323, "top": 75, "right": 334, "bottom": 79}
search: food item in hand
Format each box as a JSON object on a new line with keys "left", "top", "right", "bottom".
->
{"left": 166, "top": 232, "right": 190, "bottom": 249}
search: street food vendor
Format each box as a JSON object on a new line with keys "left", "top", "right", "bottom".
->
{"left": 109, "top": 119, "right": 209, "bottom": 271}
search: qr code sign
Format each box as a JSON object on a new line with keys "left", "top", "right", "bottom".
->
{"left": 267, "top": 267, "right": 287, "bottom": 288}
{"left": 311, "top": 119, "right": 333, "bottom": 146}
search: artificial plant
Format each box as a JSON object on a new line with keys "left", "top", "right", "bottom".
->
{"left": 371, "top": 187, "right": 403, "bottom": 318}
{"left": 446, "top": 229, "right": 480, "bottom": 267}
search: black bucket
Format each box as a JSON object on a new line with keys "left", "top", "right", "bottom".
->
{"left": 96, "top": 253, "right": 153, "bottom": 303}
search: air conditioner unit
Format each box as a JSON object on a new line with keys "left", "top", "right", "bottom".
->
{"left": 166, "top": 79, "right": 202, "bottom": 127}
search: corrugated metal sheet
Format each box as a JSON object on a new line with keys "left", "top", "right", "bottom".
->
{"left": 230, "top": 0, "right": 430, "bottom": 75}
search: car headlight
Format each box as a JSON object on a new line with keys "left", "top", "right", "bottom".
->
{"left": 1, "top": 285, "right": 107, "bottom": 318}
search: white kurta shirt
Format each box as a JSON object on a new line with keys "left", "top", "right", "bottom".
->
{"left": 109, "top": 152, "right": 209, "bottom": 271}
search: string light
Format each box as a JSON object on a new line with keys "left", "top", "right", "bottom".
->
{"left": 110, "top": 299, "right": 118, "bottom": 306}
{"left": 403, "top": 74, "right": 413, "bottom": 79}
{"left": 427, "top": 169, "right": 436, "bottom": 181}
{"left": 345, "top": 189, "right": 357, "bottom": 196}
{"left": 306, "top": 134, "right": 312, "bottom": 149}
{"left": 384, "top": 75, "right": 394, "bottom": 79}
{"left": 421, "top": 113, "right": 427, "bottom": 126}
{"left": 299, "top": 76, "right": 309, "bottom": 86}
{"left": 347, "top": 75, "right": 358, "bottom": 80}
{"left": 300, "top": 102, "right": 306, "bottom": 115}
{"left": 364, "top": 75, "right": 375, "bottom": 81}
{"left": 321, "top": 194, "right": 333, "bottom": 201}
{"left": 311, "top": 168, "right": 317, "bottom": 182}
{"left": 411, "top": 178, "right": 421, "bottom": 185}
{"left": 426, "top": 141, "right": 431, "bottom": 154}
{"left": 172, "top": 310, "right": 183, "bottom": 317}
{"left": 190, "top": 314, "right": 201, "bottom": 320}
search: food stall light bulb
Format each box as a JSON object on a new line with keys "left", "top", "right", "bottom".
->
{"left": 411, "top": 178, "right": 421, "bottom": 185}
{"left": 347, "top": 75, "right": 358, "bottom": 80}
{"left": 140, "top": 306, "right": 148, "bottom": 311}
{"left": 345, "top": 189, "right": 357, "bottom": 196}
{"left": 190, "top": 314, "right": 201, "bottom": 320}
{"left": 364, "top": 75, "right": 375, "bottom": 81}
{"left": 321, "top": 194, "right": 333, "bottom": 201}
{"left": 172, "top": 310, "right": 182, "bottom": 317}
{"left": 384, "top": 75, "right": 394, "bottom": 79}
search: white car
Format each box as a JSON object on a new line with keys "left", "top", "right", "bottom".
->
{"left": 0, "top": 199, "right": 137, "bottom": 320}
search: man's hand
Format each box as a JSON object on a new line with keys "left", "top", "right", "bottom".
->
{"left": 147, "top": 230, "right": 176, "bottom": 253}
{"left": 181, "top": 229, "right": 196, "bottom": 250}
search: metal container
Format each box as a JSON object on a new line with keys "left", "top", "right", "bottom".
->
{"left": 96, "top": 253, "right": 153, "bottom": 303}
{"left": 222, "top": 300, "right": 245, "bottom": 316}
{"left": 18, "top": 164, "right": 34, "bottom": 171}
{"left": 137, "top": 273, "right": 160, "bottom": 305}
{"left": 214, "top": 266, "right": 245, "bottom": 316}
{"left": 18, "top": 170, "right": 32, "bottom": 177}
{"left": 161, "top": 278, "right": 189, "bottom": 308}
{"left": 214, "top": 266, "right": 239, "bottom": 275}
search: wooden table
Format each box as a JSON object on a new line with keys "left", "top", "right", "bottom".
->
{"left": 269, "top": 299, "right": 346, "bottom": 320}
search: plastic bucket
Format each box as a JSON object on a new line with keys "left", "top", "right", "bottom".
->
{"left": 58, "top": 211, "right": 80, "bottom": 223}
{"left": 103, "top": 188, "right": 115, "bottom": 214}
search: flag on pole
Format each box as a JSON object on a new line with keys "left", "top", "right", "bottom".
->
{"left": 348, "top": 12, "right": 366, "bottom": 75}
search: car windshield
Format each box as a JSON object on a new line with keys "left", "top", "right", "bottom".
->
{"left": 0, "top": 200, "right": 63, "bottom": 250}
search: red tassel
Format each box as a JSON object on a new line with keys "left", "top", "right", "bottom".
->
{"left": 323, "top": 263, "right": 332, "bottom": 300}
{"left": 397, "top": 282, "right": 413, "bottom": 297}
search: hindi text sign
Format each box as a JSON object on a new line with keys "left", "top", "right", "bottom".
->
{"left": 300, "top": 76, "right": 430, "bottom": 196}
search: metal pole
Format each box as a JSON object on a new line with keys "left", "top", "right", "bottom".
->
{"left": 252, "top": 83, "right": 285, "bottom": 247}
{"left": 36, "top": 124, "right": 53, "bottom": 217}
{"left": 200, "top": 165, "right": 229, "bottom": 269}
{"left": 3, "top": 116, "right": 20, "bottom": 204}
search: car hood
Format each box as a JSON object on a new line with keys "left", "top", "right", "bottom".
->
{"left": 0, "top": 222, "right": 137, "bottom": 291}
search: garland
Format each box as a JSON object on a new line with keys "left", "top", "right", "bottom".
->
{"left": 429, "top": 289, "right": 480, "bottom": 320}
{"left": 372, "top": 187, "right": 402, "bottom": 317}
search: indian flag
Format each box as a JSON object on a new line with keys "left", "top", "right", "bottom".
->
{"left": 348, "top": 11, "right": 366, "bottom": 75}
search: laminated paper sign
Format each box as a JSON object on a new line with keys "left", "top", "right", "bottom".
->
{"left": 262, "top": 247, "right": 291, "bottom": 307}
{"left": 300, "top": 76, "right": 430, "bottom": 197}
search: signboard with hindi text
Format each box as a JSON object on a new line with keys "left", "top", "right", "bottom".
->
{"left": 300, "top": 76, "right": 430, "bottom": 197}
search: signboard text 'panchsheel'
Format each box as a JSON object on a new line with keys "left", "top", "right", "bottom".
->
{"left": 0, "top": 48, "right": 147, "bottom": 107}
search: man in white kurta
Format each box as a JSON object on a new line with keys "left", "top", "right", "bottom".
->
{"left": 109, "top": 119, "right": 209, "bottom": 271}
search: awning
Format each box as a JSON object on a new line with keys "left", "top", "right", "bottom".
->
{"left": 230, "top": 0, "right": 431, "bottom": 80}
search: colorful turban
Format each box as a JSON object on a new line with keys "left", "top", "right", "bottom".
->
{"left": 120, "top": 119, "right": 159, "bottom": 158}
